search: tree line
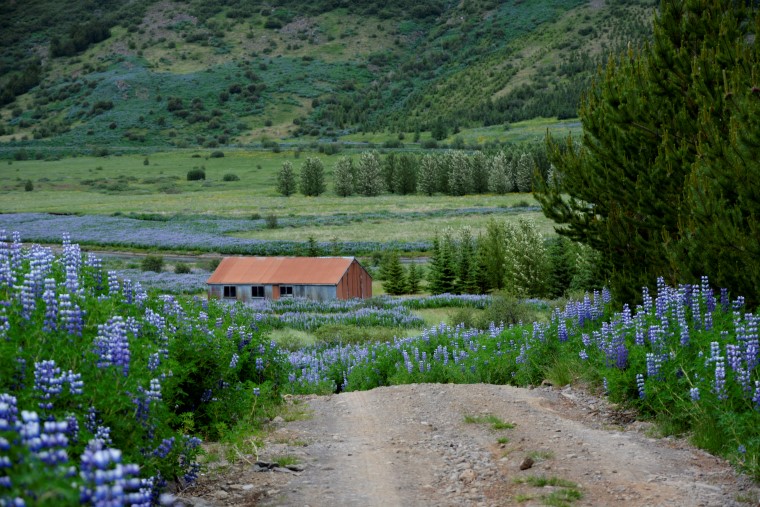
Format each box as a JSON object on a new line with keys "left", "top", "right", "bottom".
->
{"left": 377, "top": 219, "right": 604, "bottom": 298}
{"left": 275, "top": 146, "right": 551, "bottom": 198}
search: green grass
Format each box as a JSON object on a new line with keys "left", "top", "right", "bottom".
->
{"left": 515, "top": 475, "right": 583, "bottom": 507}
{"left": 464, "top": 414, "right": 515, "bottom": 430}
{"left": 497, "top": 437, "right": 510, "bottom": 444}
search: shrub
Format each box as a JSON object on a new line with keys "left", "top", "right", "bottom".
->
{"left": 175, "top": 262, "right": 192, "bottom": 274}
{"left": 141, "top": 255, "right": 164, "bottom": 272}
{"left": 265, "top": 214, "right": 279, "bottom": 229}
{"left": 210, "top": 150, "right": 224, "bottom": 158}
{"left": 187, "top": 167, "right": 206, "bottom": 181}
{"left": 476, "top": 293, "right": 537, "bottom": 328}
{"left": 24, "top": 179, "right": 33, "bottom": 191}
{"left": 222, "top": 173, "right": 240, "bottom": 181}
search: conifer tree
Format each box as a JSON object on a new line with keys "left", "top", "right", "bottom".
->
{"left": 456, "top": 228, "right": 478, "bottom": 294}
{"left": 514, "top": 152, "right": 534, "bottom": 193}
{"left": 427, "top": 233, "right": 456, "bottom": 295}
{"left": 535, "top": 1, "right": 760, "bottom": 302}
{"left": 394, "top": 154, "right": 418, "bottom": 195}
{"left": 470, "top": 152, "right": 489, "bottom": 194}
{"left": 333, "top": 156, "right": 355, "bottom": 197}
{"left": 382, "top": 251, "right": 408, "bottom": 295}
{"left": 407, "top": 262, "right": 422, "bottom": 294}
{"left": 299, "top": 157, "right": 326, "bottom": 196}
{"left": 473, "top": 236, "right": 492, "bottom": 294}
{"left": 448, "top": 151, "right": 472, "bottom": 196}
{"left": 356, "top": 151, "right": 384, "bottom": 196}
{"left": 418, "top": 154, "right": 438, "bottom": 196}
{"left": 276, "top": 160, "right": 297, "bottom": 196}
{"left": 480, "top": 219, "right": 506, "bottom": 291}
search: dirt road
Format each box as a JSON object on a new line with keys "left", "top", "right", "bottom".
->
{"left": 178, "top": 383, "right": 759, "bottom": 506}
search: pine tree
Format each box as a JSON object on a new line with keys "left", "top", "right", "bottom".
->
{"left": 473, "top": 236, "right": 491, "bottom": 294}
{"left": 480, "top": 219, "right": 506, "bottom": 291}
{"left": 514, "top": 152, "right": 534, "bottom": 193}
{"left": 382, "top": 251, "right": 408, "bottom": 295}
{"left": 503, "top": 218, "right": 550, "bottom": 297}
{"left": 448, "top": 151, "right": 472, "bottom": 196}
{"left": 470, "top": 151, "right": 489, "bottom": 194}
{"left": 356, "top": 151, "right": 384, "bottom": 196}
{"left": 407, "top": 262, "right": 422, "bottom": 294}
{"left": 333, "top": 156, "right": 354, "bottom": 197}
{"left": 299, "top": 157, "right": 326, "bottom": 196}
{"left": 534, "top": 1, "right": 760, "bottom": 301}
{"left": 307, "top": 236, "right": 321, "bottom": 257}
{"left": 394, "top": 154, "right": 418, "bottom": 195}
{"left": 456, "top": 227, "right": 478, "bottom": 294}
{"left": 276, "top": 161, "right": 297, "bottom": 196}
{"left": 546, "top": 236, "right": 575, "bottom": 298}
{"left": 418, "top": 154, "right": 438, "bottom": 196}
{"left": 488, "top": 151, "right": 512, "bottom": 194}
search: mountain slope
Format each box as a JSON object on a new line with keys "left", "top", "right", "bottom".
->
{"left": 0, "top": 0, "right": 655, "bottom": 149}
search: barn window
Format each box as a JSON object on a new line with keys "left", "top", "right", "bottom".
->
{"left": 280, "top": 285, "right": 293, "bottom": 297}
{"left": 223, "top": 286, "right": 237, "bottom": 298}
{"left": 251, "top": 286, "right": 265, "bottom": 298}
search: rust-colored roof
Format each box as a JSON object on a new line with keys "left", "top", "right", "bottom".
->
{"left": 206, "top": 257, "right": 361, "bottom": 285}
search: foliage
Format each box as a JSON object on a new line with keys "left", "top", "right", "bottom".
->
{"left": 503, "top": 218, "right": 550, "bottom": 297}
{"left": 332, "top": 156, "right": 355, "bottom": 197}
{"left": 355, "top": 151, "right": 384, "bottom": 197}
{"left": 141, "top": 254, "right": 164, "bottom": 273}
{"left": 174, "top": 262, "right": 192, "bottom": 274}
{"left": 276, "top": 161, "right": 297, "bottom": 197}
{"left": 536, "top": 1, "right": 760, "bottom": 305}
{"left": 0, "top": 233, "right": 285, "bottom": 504}
{"left": 186, "top": 167, "right": 206, "bottom": 181}
{"left": 381, "top": 251, "right": 408, "bottom": 296}
{"left": 222, "top": 173, "right": 240, "bottom": 182}
{"left": 299, "top": 157, "right": 326, "bottom": 197}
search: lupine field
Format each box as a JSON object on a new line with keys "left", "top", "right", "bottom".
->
{"left": 1, "top": 232, "right": 759, "bottom": 506}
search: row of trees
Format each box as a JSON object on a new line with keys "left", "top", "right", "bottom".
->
{"left": 377, "top": 219, "right": 604, "bottom": 298}
{"left": 536, "top": 1, "right": 760, "bottom": 306}
{"left": 275, "top": 148, "right": 550, "bottom": 197}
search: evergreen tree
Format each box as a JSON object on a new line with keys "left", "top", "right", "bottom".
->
{"left": 448, "top": 151, "right": 472, "bottom": 196}
{"left": 418, "top": 154, "right": 438, "bottom": 196}
{"left": 473, "top": 236, "right": 492, "bottom": 294}
{"left": 356, "top": 151, "right": 384, "bottom": 196}
{"left": 276, "top": 160, "right": 297, "bottom": 196}
{"left": 307, "top": 236, "right": 321, "bottom": 257}
{"left": 480, "top": 219, "right": 506, "bottom": 291}
{"left": 427, "top": 234, "right": 456, "bottom": 295}
{"left": 299, "top": 157, "right": 326, "bottom": 196}
{"left": 456, "top": 227, "right": 478, "bottom": 294}
{"left": 407, "top": 262, "right": 422, "bottom": 294}
{"left": 503, "top": 218, "right": 550, "bottom": 297}
{"left": 382, "top": 251, "right": 408, "bottom": 295}
{"left": 546, "top": 236, "right": 575, "bottom": 298}
{"left": 514, "top": 152, "right": 534, "bottom": 193}
{"left": 394, "top": 154, "right": 418, "bottom": 195}
{"left": 382, "top": 152, "right": 397, "bottom": 193}
{"left": 470, "top": 152, "right": 489, "bottom": 194}
{"left": 536, "top": 1, "right": 760, "bottom": 303}
{"left": 333, "top": 156, "right": 355, "bottom": 197}
{"left": 488, "top": 151, "right": 512, "bottom": 194}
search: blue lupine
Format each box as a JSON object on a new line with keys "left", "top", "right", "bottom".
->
{"left": 714, "top": 357, "right": 727, "bottom": 401}
{"left": 153, "top": 437, "right": 175, "bottom": 459}
{"left": 59, "top": 293, "right": 83, "bottom": 336}
{"left": 690, "top": 387, "right": 700, "bottom": 401}
{"left": 93, "top": 316, "right": 130, "bottom": 376}
{"left": 636, "top": 373, "right": 645, "bottom": 399}
{"left": 229, "top": 353, "right": 239, "bottom": 369}
{"left": 79, "top": 439, "right": 153, "bottom": 506}
{"left": 34, "top": 360, "right": 64, "bottom": 411}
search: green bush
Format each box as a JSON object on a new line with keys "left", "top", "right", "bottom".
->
{"left": 142, "top": 255, "right": 164, "bottom": 272}
{"left": 175, "top": 262, "right": 192, "bottom": 274}
{"left": 187, "top": 167, "right": 206, "bottom": 181}
{"left": 210, "top": 150, "right": 225, "bottom": 158}
{"left": 222, "top": 173, "right": 240, "bottom": 181}
{"left": 24, "top": 179, "right": 33, "bottom": 191}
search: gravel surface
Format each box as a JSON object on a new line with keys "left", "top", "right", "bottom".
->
{"left": 175, "top": 383, "right": 759, "bottom": 506}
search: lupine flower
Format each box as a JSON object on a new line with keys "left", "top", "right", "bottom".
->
{"left": 636, "top": 373, "right": 645, "bottom": 399}
{"left": 34, "top": 360, "right": 64, "bottom": 411}
{"left": 153, "top": 437, "right": 175, "bottom": 459}
{"left": 229, "top": 354, "right": 239, "bottom": 369}
{"left": 690, "top": 387, "right": 700, "bottom": 401}
{"left": 79, "top": 439, "right": 153, "bottom": 506}
{"left": 579, "top": 350, "right": 588, "bottom": 360}
{"left": 253, "top": 387, "right": 260, "bottom": 396}
{"left": 58, "top": 293, "right": 83, "bottom": 336}
{"left": 714, "top": 357, "right": 727, "bottom": 401}
{"left": 93, "top": 316, "right": 130, "bottom": 376}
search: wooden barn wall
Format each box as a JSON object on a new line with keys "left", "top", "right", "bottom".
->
{"left": 337, "top": 260, "right": 372, "bottom": 299}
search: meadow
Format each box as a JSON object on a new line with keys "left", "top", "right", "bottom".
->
{"left": 2, "top": 232, "right": 758, "bottom": 506}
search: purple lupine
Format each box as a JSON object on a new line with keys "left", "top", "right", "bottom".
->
{"left": 65, "top": 415, "right": 79, "bottom": 445}
{"left": 79, "top": 439, "right": 153, "bottom": 506}
{"left": 229, "top": 354, "right": 239, "bottom": 369}
{"left": 93, "top": 316, "right": 131, "bottom": 376}
{"left": 690, "top": 387, "right": 700, "bottom": 401}
{"left": 753, "top": 381, "right": 760, "bottom": 409}
{"left": 0, "top": 394, "right": 18, "bottom": 431}
{"left": 636, "top": 373, "right": 645, "bottom": 399}
{"left": 148, "top": 352, "right": 161, "bottom": 372}
{"left": 726, "top": 344, "right": 742, "bottom": 372}
{"left": 579, "top": 350, "right": 588, "bottom": 360}
{"left": 720, "top": 288, "right": 729, "bottom": 312}
{"left": 58, "top": 293, "right": 84, "bottom": 336}
{"left": 255, "top": 357, "right": 264, "bottom": 371}
{"left": 107, "top": 271, "right": 120, "bottom": 295}
{"left": 0, "top": 305, "right": 9, "bottom": 341}
{"left": 646, "top": 353, "right": 662, "bottom": 379}
{"left": 602, "top": 377, "right": 609, "bottom": 394}
{"left": 18, "top": 276, "right": 36, "bottom": 320}
{"left": 42, "top": 278, "right": 58, "bottom": 332}
{"left": 84, "top": 407, "right": 98, "bottom": 433}
{"left": 153, "top": 437, "right": 175, "bottom": 459}
{"left": 34, "top": 360, "right": 64, "bottom": 411}
{"left": 714, "top": 357, "right": 727, "bottom": 401}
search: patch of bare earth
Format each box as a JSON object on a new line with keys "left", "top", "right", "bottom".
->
{"left": 175, "top": 384, "right": 759, "bottom": 506}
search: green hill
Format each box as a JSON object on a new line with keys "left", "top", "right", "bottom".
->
{"left": 0, "top": 0, "right": 655, "bottom": 150}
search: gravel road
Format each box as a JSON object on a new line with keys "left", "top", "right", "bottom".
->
{"left": 177, "top": 383, "right": 759, "bottom": 507}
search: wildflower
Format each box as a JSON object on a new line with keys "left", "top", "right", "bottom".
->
{"left": 636, "top": 373, "right": 645, "bottom": 399}
{"left": 689, "top": 387, "right": 700, "bottom": 401}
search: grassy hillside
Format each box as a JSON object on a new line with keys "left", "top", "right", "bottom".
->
{"left": 0, "top": 0, "right": 655, "bottom": 150}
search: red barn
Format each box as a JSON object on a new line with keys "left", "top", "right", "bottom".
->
{"left": 206, "top": 256, "right": 372, "bottom": 302}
